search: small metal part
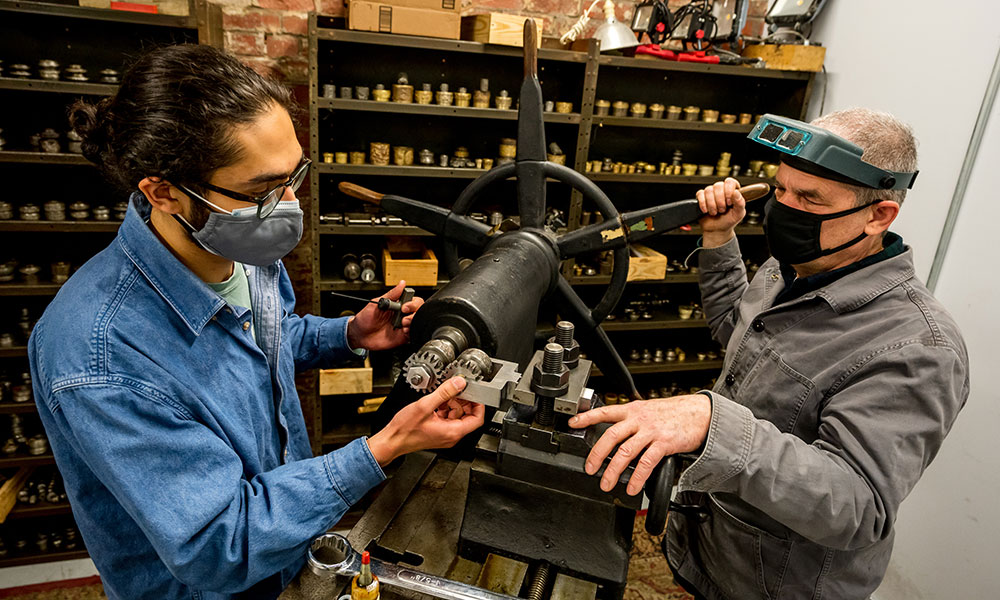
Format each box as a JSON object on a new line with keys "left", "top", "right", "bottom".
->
{"left": 455, "top": 87, "right": 471, "bottom": 107}
{"left": 50, "top": 261, "right": 71, "bottom": 284}
{"left": 436, "top": 83, "right": 453, "bottom": 106}
{"left": 27, "top": 435, "right": 48, "bottom": 456}
{"left": 114, "top": 201, "right": 129, "bottom": 220}
{"left": 665, "top": 349, "right": 678, "bottom": 362}
{"left": 549, "top": 320, "right": 580, "bottom": 369}
{"left": 359, "top": 253, "right": 376, "bottom": 282}
{"left": 629, "top": 348, "right": 640, "bottom": 362}
{"left": 419, "top": 148, "right": 435, "bottom": 165}
{"left": 594, "top": 99, "right": 610, "bottom": 116}
{"left": 393, "top": 73, "right": 414, "bottom": 103}
{"left": 544, "top": 100, "right": 554, "bottom": 112}
{"left": 18, "top": 264, "right": 40, "bottom": 284}
{"left": 63, "top": 64, "right": 88, "bottom": 82}
{"left": 99, "top": 68, "right": 120, "bottom": 84}
{"left": 649, "top": 103, "right": 665, "bottom": 119}
{"left": 555, "top": 101, "right": 572, "bottom": 113}
{"left": 641, "top": 349, "right": 652, "bottom": 363}
{"left": 19, "top": 204, "right": 40, "bottom": 221}
{"left": 339, "top": 85, "right": 352, "bottom": 99}
{"left": 439, "top": 154, "right": 450, "bottom": 167}
{"left": 10, "top": 63, "right": 31, "bottom": 78}
{"left": 372, "top": 83, "right": 391, "bottom": 102}
{"left": 630, "top": 102, "right": 647, "bottom": 118}
{"left": 355, "top": 85, "right": 370, "bottom": 100}
{"left": 653, "top": 348, "right": 665, "bottom": 363}
{"left": 404, "top": 334, "right": 462, "bottom": 392}
{"left": 527, "top": 563, "right": 550, "bottom": 600}
{"left": 341, "top": 253, "right": 361, "bottom": 280}
{"left": 93, "top": 205, "right": 110, "bottom": 220}
{"left": 322, "top": 83, "right": 336, "bottom": 99}
{"left": 612, "top": 100, "right": 628, "bottom": 117}
{"left": 445, "top": 348, "right": 493, "bottom": 382}
{"left": 495, "top": 90, "right": 512, "bottom": 110}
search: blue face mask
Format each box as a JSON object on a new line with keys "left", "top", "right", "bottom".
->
{"left": 175, "top": 198, "right": 303, "bottom": 267}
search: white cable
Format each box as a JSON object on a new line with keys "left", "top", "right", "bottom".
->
{"left": 559, "top": 0, "right": 603, "bottom": 45}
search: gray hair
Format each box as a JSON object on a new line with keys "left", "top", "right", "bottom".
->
{"left": 811, "top": 108, "right": 918, "bottom": 207}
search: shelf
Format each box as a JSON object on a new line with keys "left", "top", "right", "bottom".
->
{"left": 318, "top": 224, "right": 434, "bottom": 237}
{"left": 316, "top": 163, "right": 485, "bottom": 179}
{"left": 602, "top": 318, "right": 707, "bottom": 331}
{"left": 0, "top": 283, "right": 62, "bottom": 296}
{"left": 569, "top": 274, "right": 700, "bottom": 285}
{"left": 0, "top": 346, "right": 28, "bottom": 358}
{"left": 0, "top": 402, "right": 36, "bottom": 414}
{"left": 0, "top": 220, "right": 121, "bottom": 232}
{"left": 0, "top": 548, "right": 88, "bottom": 569}
{"left": 0, "top": 0, "right": 197, "bottom": 28}
{"left": 0, "top": 453, "right": 56, "bottom": 468}
{"left": 0, "top": 151, "right": 91, "bottom": 165}
{"left": 591, "top": 359, "right": 724, "bottom": 376}
{"left": 319, "top": 98, "right": 581, "bottom": 124}
{"left": 319, "top": 278, "right": 448, "bottom": 292}
{"left": 0, "top": 77, "right": 117, "bottom": 96}
{"left": 316, "top": 28, "right": 589, "bottom": 64}
{"left": 321, "top": 423, "right": 372, "bottom": 446}
{"left": 597, "top": 54, "right": 811, "bottom": 80}
{"left": 586, "top": 173, "right": 772, "bottom": 185}
{"left": 7, "top": 501, "right": 72, "bottom": 519}
{"left": 592, "top": 116, "right": 753, "bottom": 133}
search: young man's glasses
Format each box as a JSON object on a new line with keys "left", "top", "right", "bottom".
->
{"left": 179, "top": 157, "right": 311, "bottom": 219}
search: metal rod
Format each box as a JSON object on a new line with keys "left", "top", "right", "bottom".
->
{"left": 328, "top": 290, "right": 379, "bottom": 306}
{"left": 927, "top": 42, "right": 1000, "bottom": 292}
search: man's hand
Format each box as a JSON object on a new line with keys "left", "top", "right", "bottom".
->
{"left": 346, "top": 281, "right": 424, "bottom": 351}
{"left": 697, "top": 178, "right": 747, "bottom": 249}
{"left": 568, "top": 395, "right": 712, "bottom": 496}
{"left": 367, "top": 377, "right": 484, "bottom": 466}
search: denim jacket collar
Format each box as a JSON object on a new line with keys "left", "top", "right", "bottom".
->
{"left": 117, "top": 193, "right": 226, "bottom": 336}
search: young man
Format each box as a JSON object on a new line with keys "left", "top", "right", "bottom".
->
{"left": 572, "top": 109, "right": 969, "bottom": 598}
{"left": 29, "top": 44, "right": 483, "bottom": 599}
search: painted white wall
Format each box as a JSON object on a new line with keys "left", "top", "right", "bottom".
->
{"left": 0, "top": 558, "right": 97, "bottom": 589}
{"left": 807, "top": 0, "right": 1000, "bottom": 280}
{"left": 804, "top": 1, "right": 1000, "bottom": 597}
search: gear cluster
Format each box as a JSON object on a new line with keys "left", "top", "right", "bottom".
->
{"left": 404, "top": 345, "right": 493, "bottom": 392}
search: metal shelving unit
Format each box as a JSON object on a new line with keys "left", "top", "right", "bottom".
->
{"left": 0, "top": 77, "right": 116, "bottom": 96}
{"left": 0, "top": 151, "right": 91, "bottom": 165}
{"left": 0, "top": 220, "right": 121, "bottom": 233}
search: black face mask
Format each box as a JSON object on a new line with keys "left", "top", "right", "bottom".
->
{"left": 763, "top": 197, "right": 878, "bottom": 265}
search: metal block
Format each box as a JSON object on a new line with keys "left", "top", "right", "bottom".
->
{"left": 513, "top": 351, "right": 592, "bottom": 416}
{"left": 475, "top": 554, "right": 528, "bottom": 596}
{"left": 457, "top": 358, "right": 520, "bottom": 409}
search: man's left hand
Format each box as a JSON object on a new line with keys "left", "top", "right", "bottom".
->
{"left": 568, "top": 394, "right": 713, "bottom": 496}
{"left": 347, "top": 281, "right": 424, "bottom": 351}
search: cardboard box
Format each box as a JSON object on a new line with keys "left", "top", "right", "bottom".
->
{"left": 382, "top": 0, "right": 458, "bottom": 13}
{"left": 319, "top": 357, "right": 372, "bottom": 395}
{"left": 626, "top": 244, "right": 667, "bottom": 281}
{"left": 349, "top": 0, "right": 461, "bottom": 40}
{"left": 382, "top": 237, "right": 438, "bottom": 287}
{"left": 462, "top": 13, "right": 543, "bottom": 47}
{"left": 741, "top": 44, "right": 826, "bottom": 72}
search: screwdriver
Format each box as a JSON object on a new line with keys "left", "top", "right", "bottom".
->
{"left": 329, "top": 287, "right": 415, "bottom": 329}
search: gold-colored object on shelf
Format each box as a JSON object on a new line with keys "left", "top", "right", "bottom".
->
{"left": 495, "top": 90, "right": 512, "bottom": 110}
{"left": 393, "top": 146, "right": 414, "bottom": 166}
{"left": 739, "top": 112, "right": 753, "bottom": 124}
{"left": 555, "top": 101, "right": 573, "bottom": 113}
{"left": 612, "top": 100, "right": 629, "bottom": 117}
{"left": 720, "top": 113, "right": 737, "bottom": 124}
{"left": 372, "top": 84, "right": 390, "bottom": 102}
{"left": 499, "top": 138, "right": 517, "bottom": 158}
{"left": 698, "top": 164, "right": 714, "bottom": 176}
{"left": 369, "top": 142, "right": 390, "bottom": 166}
{"left": 436, "top": 83, "right": 453, "bottom": 106}
{"left": 748, "top": 159, "right": 764, "bottom": 174}
{"left": 763, "top": 163, "right": 779, "bottom": 178}
{"left": 335, "top": 152, "right": 348, "bottom": 164}
{"left": 350, "top": 151, "right": 365, "bottom": 165}
{"left": 473, "top": 78, "right": 491, "bottom": 108}
{"left": 547, "top": 154, "right": 566, "bottom": 165}
{"left": 595, "top": 99, "right": 611, "bottom": 116}
{"left": 667, "top": 105, "right": 682, "bottom": 120}
{"left": 630, "top": 102, "right": 647, "bottom": 118}
{"left": 482, "top": 158, "right": 494, "bottom": 169}
{"left": 717, "top": 166, "right": 732, "bottom": 177}
{"left": 475, "top": 158, "right": 483, "bottom": 169}
{"left": 322, "top": 152, "right": 334, "bottom": 163}
{"left": 649, "top": 103, "right": 665, "bottom": 119}
{"left": 683, "top": 106, "right": 700, "bottom": 121}
{"left": 415, "top": 83, "right": 433, "bottom": 104}
{"left": 455, "top": 87, "right": 472, "bottom": 107}
{"left": 643, "top": 163, "right": 656, "bottom": 173}
{"left": 682, "top": 163, "right": 698, "bottom": 176}
{"left": 392, "top": 73, "right": 413, "bottom": 103}
{"left": 701, "top": 109, "right": 719, "bottom": 123}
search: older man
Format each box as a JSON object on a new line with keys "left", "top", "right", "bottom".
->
{"left": 571, "top": 108, "right": 969, "bottom": 598}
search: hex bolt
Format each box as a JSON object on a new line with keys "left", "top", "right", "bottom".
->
{"left": 555, "top": 321, "right": 574, "bottom": 348}
{"left": 542, "top": 342, "right": 564, "bottom": 373}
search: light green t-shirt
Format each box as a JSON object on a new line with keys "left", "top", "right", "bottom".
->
{"left": 208, "top": 263, "right": 255, "bottom": 341}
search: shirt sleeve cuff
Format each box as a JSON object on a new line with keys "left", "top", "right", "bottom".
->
{"left": 342, "top": 318, "right": 368, "bottom": 358}
{"left": 698, "top": 235, "right": 743, "bottom": 272}
{"left": 322, "top": 437, "right": 386, "bottom": 507}
{"left": 677, "top": 390, "right": 755, "bottom": 493}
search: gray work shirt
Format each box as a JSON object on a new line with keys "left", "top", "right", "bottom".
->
{"left": 665, "top": 235, "right": 969, "bottom": 600}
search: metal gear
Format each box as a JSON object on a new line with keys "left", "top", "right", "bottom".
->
{"left": 443, "top": 348, "right": 493, "bottom": 382}
{"left": 403, "top": 339, "right": 456, "bottom": 392}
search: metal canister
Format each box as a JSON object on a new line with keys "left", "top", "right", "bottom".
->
{"left": 369, "top": 142, "right": 390, "bottom": 166}
{"left": 334, "top": 152, "right": 348, "bottom": 164}
{"left": 498, "top": 138, "right": 516, "bottom": 159}
{"left": 435, "top": 83, "right": 453, "bottom": 106}
{"left": 19, "top": 264, "right": 40, "bottom": 284}
{"left": 612, "top": 101, "right": 628, "bottom": 117}
{"left": 39, "top": 128, "right": 61, "bottom": 153}
{"left": 38, "top": 59, "right": 60, "bottom": 80}
{"left": 392, "top": 146, "right": 414, "bottom": 166}
{"left": 66, "top": 130, "right": 83, "bottom": 154}
{"left": 350, "top": 151, "right": 366, "bottom": 165}
{"left": 544, "top": 100, "right": 554, "bottom": 112}
{"left": 44, "top": 200, "right": 65, "bottom": 221}
{"left": 415, "top": 83, "right": 433, "bottom": 104}
{"left": 418, "top": 148, "right": 434, "bottom": 165}
{"left": 0, "top": 201, "right": 13, "bottom": 220}
{"left": 739, "top": 112, "right": 752, "bottom": 124}
{"left": 648, "top": 103, "right": 665, "bottom": 119}
{"left": 666, "top": 105, "right": 682, "bottom": 120}
{"left": 392, "top": 73, "right": 413, "bottom": 103}
{"left": 720, "top": 113, "right": 737, "bottom": 124}
{"left": 555, "top": 101, "right": 573, "bottom": 113}
{"left": 683, "top": 106, "right": 700, "bottom": 121}
{"left": 455, "top": 87, "right": 471, "bottom": 107}
{"left": 473, "top": 78, "right": 490, "bottom": 108}
{"left": 50, "top": 261, "right": 71, "bottom": 284}
{"left": 594, "top": 99, "right": 610, "bottom": 116}
{"left": 629, "top": 102, "right": 647, "bottom": 118}
{"left": 495, "top": 90, "right": 512, "bottom": 110}
{"left": 322, "top": 84, "right": 336, "bottom": 99}
{"left": 355, "top": 86, "right": 370, "bottom": 100}
{"left": 372, "top": 84, "right": 390, "bottom": 102}
{"left": 701, "top": 109, "right": 719, "bottom": 123}
{"left": 322, "top": 152, "right": 334, "bottom": 163}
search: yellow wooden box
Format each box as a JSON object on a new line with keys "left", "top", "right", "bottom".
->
{"left": 626, "top": 244, "right": 667, "bottom": 281}
{"left": 741, "top": 44, "right": 826, "bottom": 72}
{"left": 319, "top": 357, "right": 372, "bottom": 396}
{"left": 382, "top": 238, "right": 438, "bottom": 287}
{"left": 462, "top": 13, "right": 543, "bottom": 47}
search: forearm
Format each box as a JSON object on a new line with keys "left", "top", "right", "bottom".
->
{"left": 697, "top": 235, "right": 747, "bottom": 346}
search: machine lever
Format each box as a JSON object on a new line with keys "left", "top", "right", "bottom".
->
{"left": 308, "top": 534, "right": 520, "bottom": 600}
{"left": 339, "top": 182, "right": 385, "bottom": 204}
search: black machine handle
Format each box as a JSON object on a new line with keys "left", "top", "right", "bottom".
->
{"left": 644, "top": 455, "right": 677, "bottom": 536}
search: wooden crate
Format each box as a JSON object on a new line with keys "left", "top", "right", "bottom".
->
{"left": 741, "top": 44, "right": 826, "bottom": 72}
{"left": 626, "top": 244, "right": 667, "bottom": 281}
{"left": 461, "top": 13, "right": 543, "bottom": 47}
{"left": 0, "top": 467, "right": 31, "bottom": 524}
{"left": 319, "top": 357, "right": 372, "bottom": 396}
{"left": 382, "top": 237, "right": 438, "bottom": 287}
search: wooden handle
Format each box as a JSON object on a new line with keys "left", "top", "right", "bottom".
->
{"left": 338, "top": 182, "right": 384, "bottom": 205}
{"left": 739, "top": 183, "right": 771, "bottom": 202}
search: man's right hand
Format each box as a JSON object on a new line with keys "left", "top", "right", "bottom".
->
{"left": 697, "top": 177, "right": 747, "bottom": 248}
{"left": 366, "top": 377, "right": 484, "bottom": 466}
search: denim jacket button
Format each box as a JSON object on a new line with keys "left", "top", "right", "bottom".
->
{"left": 242, "top": 321, "right": 250, "bottom": 331}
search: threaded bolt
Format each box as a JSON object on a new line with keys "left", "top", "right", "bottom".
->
{"left": 555, "top": 320, "right": 575, "bottom": 348}
{"left": 528, "top": 563, "right": 550, "bottom": 600}
{"left": 536, "top": 397, "right": 555, "bottom": 426}
{"left": 542, "top": 342, "right": 564, "bottom": 372}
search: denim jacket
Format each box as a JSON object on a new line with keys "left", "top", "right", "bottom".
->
{"left": 28, "top": 198, "right": 385, "bottom": 599}
{"left": 665, "top": 236, "right": 969, "bottom": 599}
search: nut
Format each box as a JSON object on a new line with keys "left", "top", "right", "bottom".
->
{"left": 531, "top": 362, "right": 569, "bottom": 394}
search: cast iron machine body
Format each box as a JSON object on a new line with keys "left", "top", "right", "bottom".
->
{"left": 337, "top": 22, "right": 769, "bottom": 599}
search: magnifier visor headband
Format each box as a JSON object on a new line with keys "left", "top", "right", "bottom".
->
{"left": 748, "top": 114, "right": 918, "bottom": 191}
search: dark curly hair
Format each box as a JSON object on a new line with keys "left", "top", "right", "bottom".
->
{"left": 69, "top": 44, "right": 299, "bottom": 205}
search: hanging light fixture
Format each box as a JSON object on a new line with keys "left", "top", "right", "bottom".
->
{"left": 560, "top": 0, "right": 639, "bottom": 52}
